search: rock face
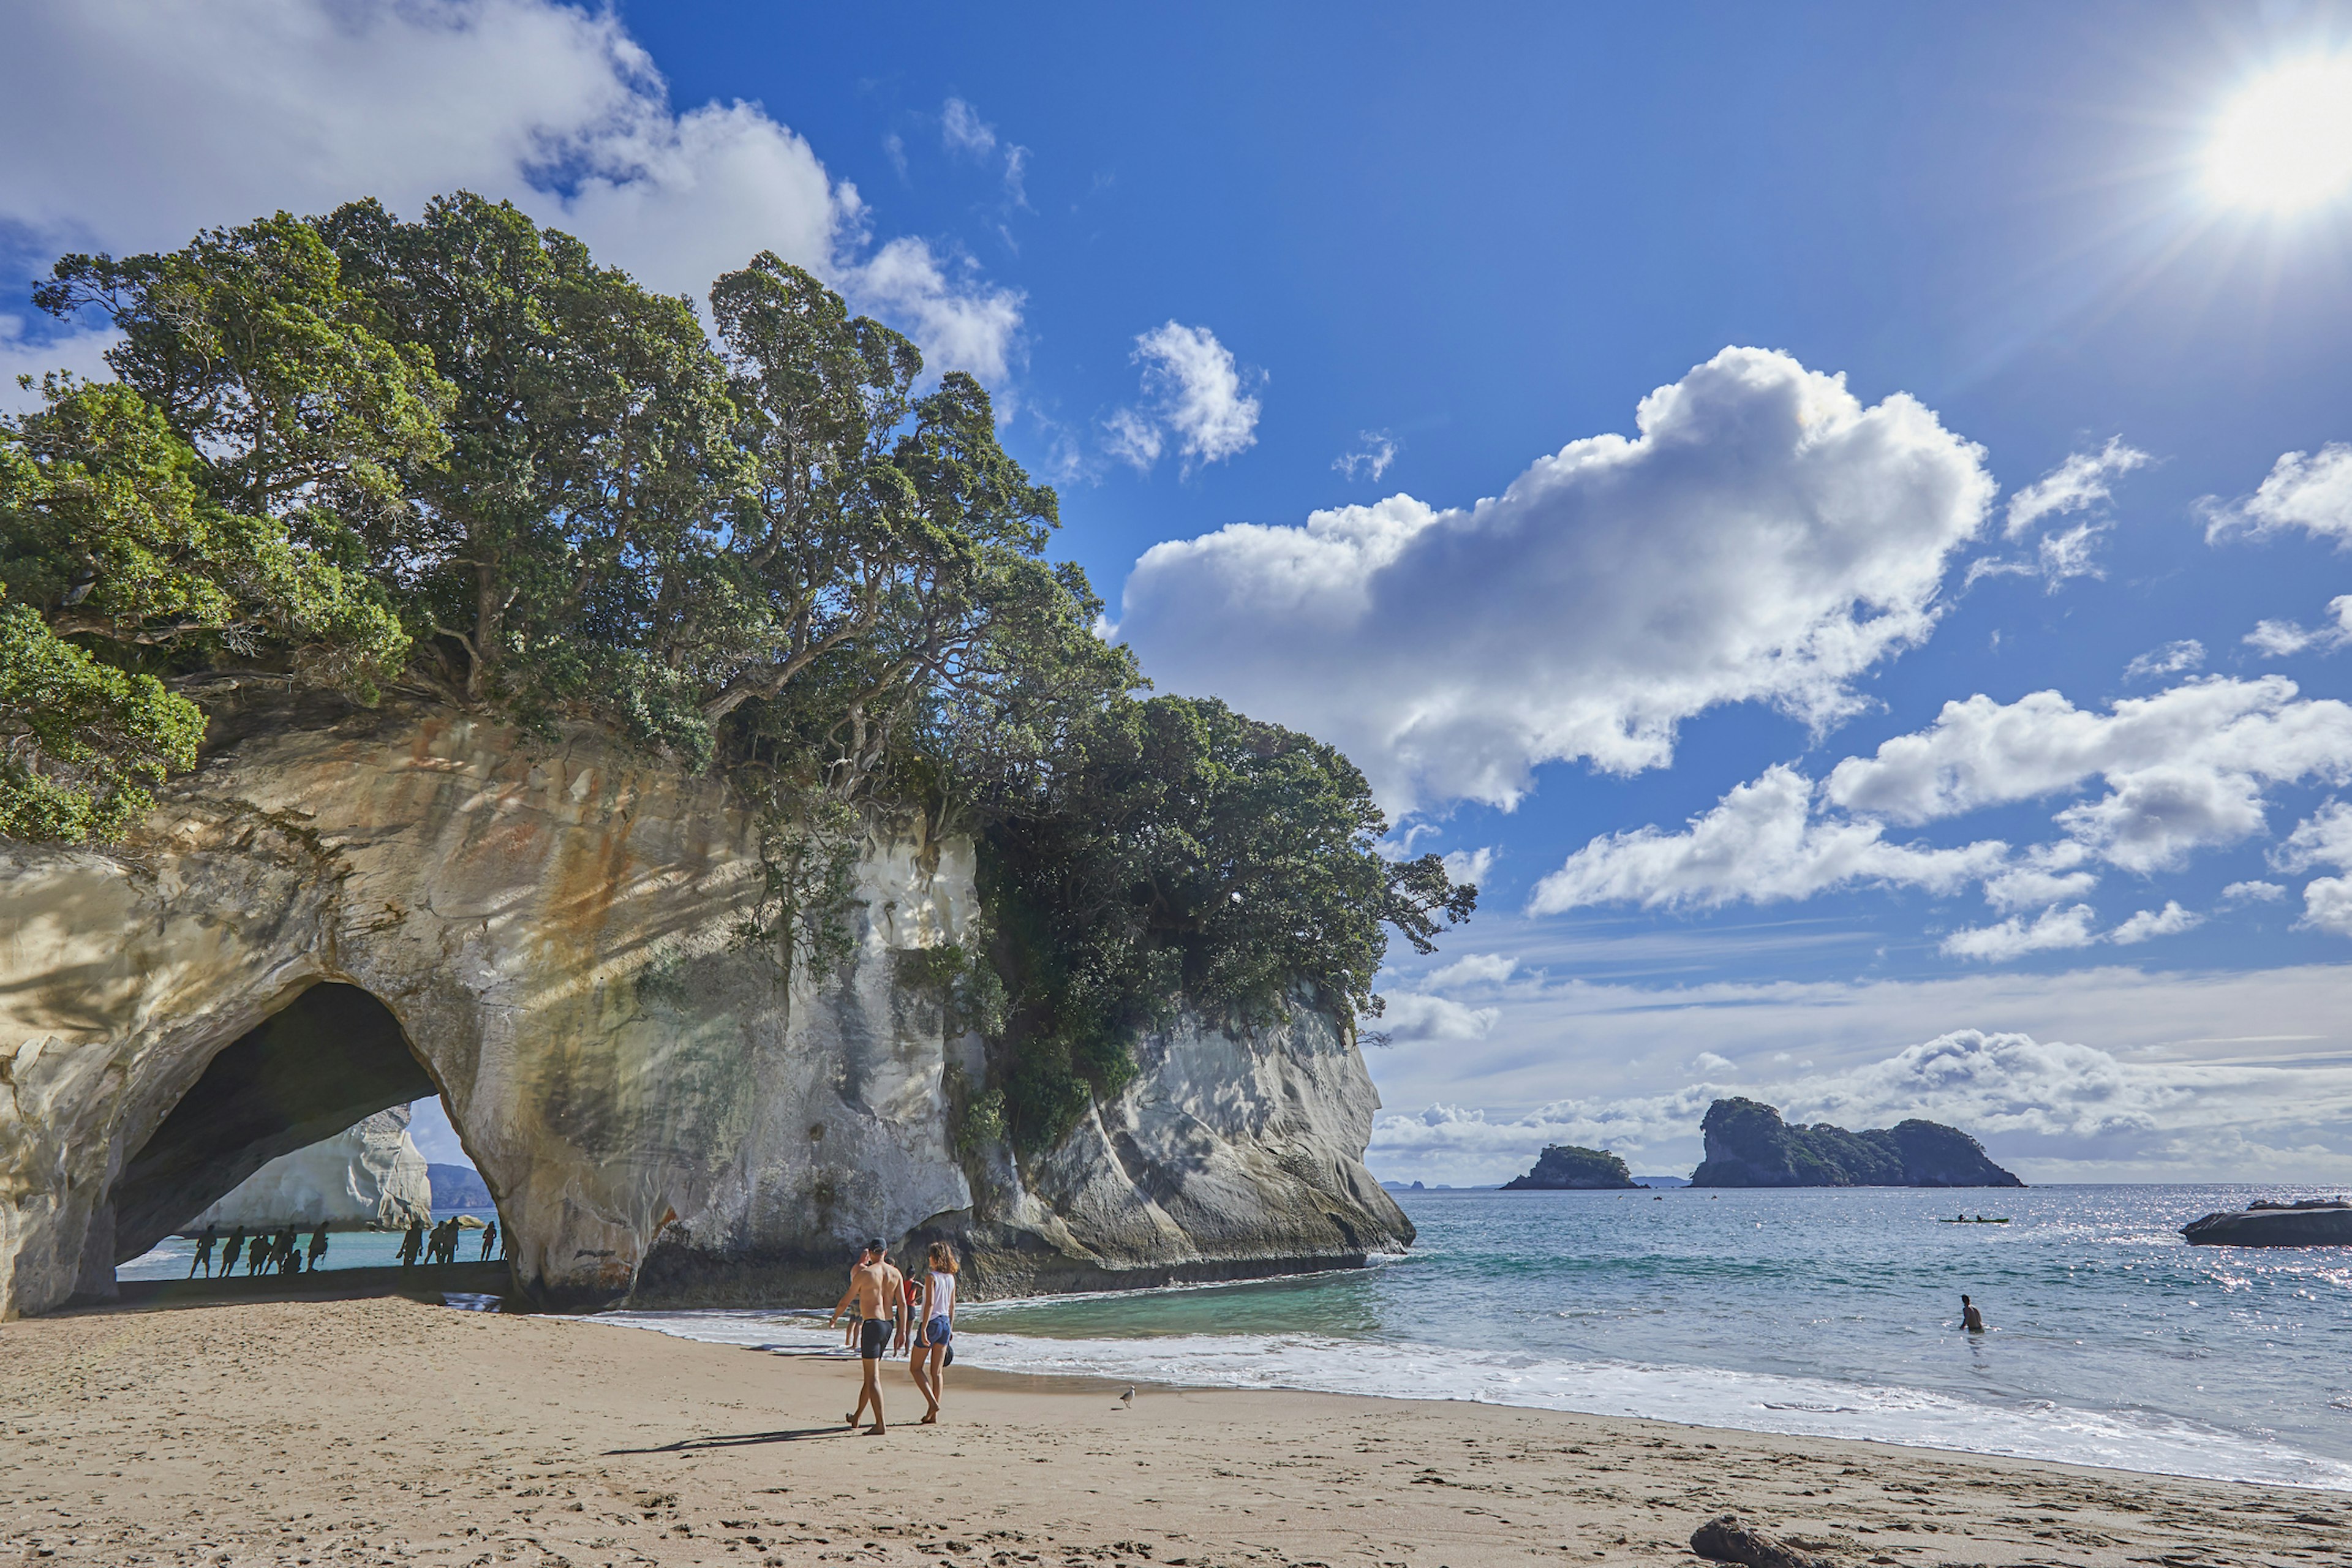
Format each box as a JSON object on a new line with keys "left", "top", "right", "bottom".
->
{"left": 1502, "top": 1144, "right": 1637, "bottom": 1190}
{"left": 2182, "top": 1199, "right": 2352, "bottom": 1247}
{"left": 0, "top": 691, "right": 1409, "bottom": 1318}
{"left": 190, "top": 1106, "right": 432, "bottom": 1232}
{"left": 1688, "top": 1098, "right": 2023, "bottom": 1188}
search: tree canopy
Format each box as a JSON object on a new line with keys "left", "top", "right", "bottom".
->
{"left": 1, "top": 193, "right": 1473, "bottom": 1156}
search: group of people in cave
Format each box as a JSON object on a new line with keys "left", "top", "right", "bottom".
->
{"left": 399, "top": 1215, "right": 503, "bottom": 1267}
{"left": 186, "top": 1223, "right": 328, "bottom": 1278}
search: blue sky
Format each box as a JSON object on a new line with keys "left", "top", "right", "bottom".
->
{"left": 9, "top": 1, "right": 2352, "bottom": 1183}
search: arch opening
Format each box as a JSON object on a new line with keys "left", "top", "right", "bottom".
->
{"left": 111, "top": 982, "right": 440, "bottom": 1264}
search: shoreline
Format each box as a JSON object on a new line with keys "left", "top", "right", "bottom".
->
{"left": 7, "top": 1294, "right": 2348, "bottom": 1566}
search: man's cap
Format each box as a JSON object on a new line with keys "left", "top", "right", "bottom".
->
{"left": 866, "top": 1237, "right": 888, "bottom": 1254}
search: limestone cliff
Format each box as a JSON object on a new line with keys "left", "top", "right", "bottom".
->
{"left": 0, "top": 690, "right": 1409, "bottom": 1317}
{"left": 1687, "top": 1098, "right": 2022, "bottom": 1188}
{"left": 191, "top": 1106, "right": 433, "bottom": 1231}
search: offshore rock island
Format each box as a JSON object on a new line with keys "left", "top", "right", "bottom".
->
{"left": 1502, "top": 1144, "right": 1638, "bottom": 1189}
{"left": 1689, "top": 1097, "right": 2024, "bottom": 1188}
{"left": 0, "top": 196, "right": 1470, "bottom": 1318}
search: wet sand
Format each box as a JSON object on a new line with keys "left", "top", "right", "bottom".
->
{"left": 4, "top": 1294, "right": 2348, "bottom": 1567}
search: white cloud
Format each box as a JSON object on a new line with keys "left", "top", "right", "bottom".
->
{"left": 2125, "top": 639, "right": 2204, "bottom": 681}
{"left": 0, "top": 1, "right": 1019, "bottom": 389}
{"left": 2109, "top": 900, "right": 2201, "bottom": 945}
{"left": 1528, "top": 764, "right": 2007, "bottom": 913}
{"left": 1333, "top": 431, "right": 1398, "bottom": 481}
{"left": 2275, "top": 801, "right": 2352, "bottom": 937}
{"left": 1691, "top": 1050, "right": 1736, "bottom": 1074}
{"left": 1, "top": 313, "right": 119, "bottom": 415}
{"left": 1825, "top": 676, "right": 2352, "bottom": 873}
{"left": 1980, "top": 842, "right": 2099, "bottom": 913}
{"left": 1120, "top": 347, "right": 1996, "bottom": 813}
{"left": 2204, "top": 443, "right": 2352, "bottom": 546}
{"left": 845, "top": 237, "right": 1024, "bottom": 383}
{"left": 2245, "top": 595, "right": 2352, "bottom": 658}
{"left": 1940, "top": 903, "right": 2100, "bottom": 961}
{"left": 1441, "top": 846, "right": 1496, "bottom": 886}
{"left": 2222, "top": 880, "right": 2286, "bottom": 902}
{"left": 1423, "top": 952, "right": 1517, "bottom": 989}
{"left": 940, "top": 97, "right": 996, "bottom": 157}
{"left": 2004, "top": 439, "right": 2150, "bottom": 538}
{"left": 1374, "top": 992, "right": 1500, "bottom": 1042}
{"left": 1966, "top": 439, "right": 2149, "bottom": 588}
{"left": 1109, "top": 322, "right": 1261, "bottom": 474}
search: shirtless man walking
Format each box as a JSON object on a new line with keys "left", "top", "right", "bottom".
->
{"left": 827, "top": 1239, "right": 907, "bottom": 1435}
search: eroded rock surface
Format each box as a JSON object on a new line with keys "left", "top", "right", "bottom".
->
{"left": 192, "top": 1106, "right": 433, "bottom": 1233}
{"left": 0, "top": 692, "right": 1409, "bottom": 1317}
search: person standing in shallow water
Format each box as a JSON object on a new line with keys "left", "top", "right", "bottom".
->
{"left": 478, "top": 1220, "right": 497, "bottom": 1262}
{"left": 221, "top": 1226, "right": 244, "bottom": 1279}
{"left": 189, "top": 1224, "right": 217, "bottom": 1278}
{"left": 827, "top": 1240, "right": 907, "bottom": 1436}
{"left": 1961, "top": 1294, "right": 1987, "bottom": 1333}
{"left": 307, "top": 1225, "right": 329, "bottom": 1270}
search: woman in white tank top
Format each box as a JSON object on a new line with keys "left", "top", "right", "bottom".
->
{"left": 911, "top": 1240, "right": 959, "bottom": 1423}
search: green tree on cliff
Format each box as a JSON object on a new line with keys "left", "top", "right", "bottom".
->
{"left": 0, "top": 193, "right": 1474, "bottom": 1155}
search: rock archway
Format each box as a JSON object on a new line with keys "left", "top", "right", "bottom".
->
{"left": 0, "top": 689, "right": 1409, "bottom": 1321}
{"left": 111, "top": 983, "right": 440, "bottom": 1262}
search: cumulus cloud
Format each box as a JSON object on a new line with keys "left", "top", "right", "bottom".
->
{"left": 845, "top": 237, "right": 1024, "bottom": 383}
{"left": 2245, "top": 595, "right": 2352, "bottom": 658}
{"left": 1423, "top": 952, "right": 1517, "bottom": 989}
{"left": 1120, "top": 347, "right": 1996, "bottom": 813}
{"left": 2222, "top": 879, "right": 2286, "bottom": 902}
{"left": 1333, "top": 430, "right": 1398, "bottom": 481}
{"left": 1691, "top": 1050, "right": 1736, "bottom": 1074}
{"left": 2274, "top": 801, "right": 2352, "bottom": 936}
{"left": 1980, "top": 842, "right": 2098, "bottom": 913}
{"left": 1940, "top": 903, "right": 2100, "bottom": 961}
{"left": 1528, "top": 764, "right": 2007, "bottom": 913}
{"left": 2204, "top": 443, "right": 2352, "bottom": 547}
{"left": 0, "top": 0, "right": 1020, "bottom": 389}
{"left": 1441, "top": 846, "right": 1495, "bottom": 887}
{"left": 1374, "top": 992, "right": 1500, "bottom": 1043}
{"left": 2125, "top": 639, "right": 2204, "bottom": 681}
{"left": 1825, "top": 676, "right": 2352, "bottom": 873}
{"left": 2109, "top": 900, "right": 2201, "bottom": 944}
{"left": 1107, "top": 322, "right": 1261, "bottom": 475}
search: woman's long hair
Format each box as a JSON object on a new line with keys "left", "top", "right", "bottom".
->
{"left": 926, "top": 1240, "right": 959, "bottom": 1275}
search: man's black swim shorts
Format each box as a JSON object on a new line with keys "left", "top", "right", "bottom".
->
{"left": 860, "top": 1318, "right": 892, "bottom": 1359}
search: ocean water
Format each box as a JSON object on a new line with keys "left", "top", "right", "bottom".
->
{"left": 595, "top": 1185, "right": 2352, "bottom": 1492}
{"left": 120, "top": 1220, "right": 500, "bottom": 1278}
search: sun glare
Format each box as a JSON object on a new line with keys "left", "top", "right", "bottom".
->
{"left": 2205, "top": 55, "right": 2352, "bottom": 211}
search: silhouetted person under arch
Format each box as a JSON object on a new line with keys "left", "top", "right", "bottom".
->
{"left": 189, "top": 1224, "right": 217, "bottom": 1278}
{"left": 478, "top": 1221, "right": 497, "bottom": 1262}
{"left": 308, "top": 1225, "right": 329, "bottom": 1270}
{"left": 399, "top": 1218, "right": 425, "bottom": 1269}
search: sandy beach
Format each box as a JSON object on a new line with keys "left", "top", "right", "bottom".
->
{"left": 5, "top": 1294, "right": 2349, "bottom": 1568}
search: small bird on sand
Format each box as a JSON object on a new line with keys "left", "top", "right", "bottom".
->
{"left": 1114, "top": 1386, "right": 1134, "bottom": 1410}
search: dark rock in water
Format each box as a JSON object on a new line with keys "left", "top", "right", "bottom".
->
{"left": 1502, "top": 1144, "right": 1638, "bottom": 1190}
{"left": 1689, "top": 1097, "right": 2023, "bottom": 1188}
{"left": 1691, "top": 1513, "right": 1830, "bottom": 1568}
{"left": 2182, "top": 1200, "right": 2352, "bottom": 1247}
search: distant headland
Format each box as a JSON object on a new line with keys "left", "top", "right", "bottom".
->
{"left": 1689, "top": 1097, "right": 2024, "bottom": 1188}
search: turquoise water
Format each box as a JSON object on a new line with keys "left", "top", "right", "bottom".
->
{"left": 600, "top": 1185, "right": 2352, "bottom": 1491}
{"left": 121, "top": 1222, "right": 500, "bottom": 1278}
